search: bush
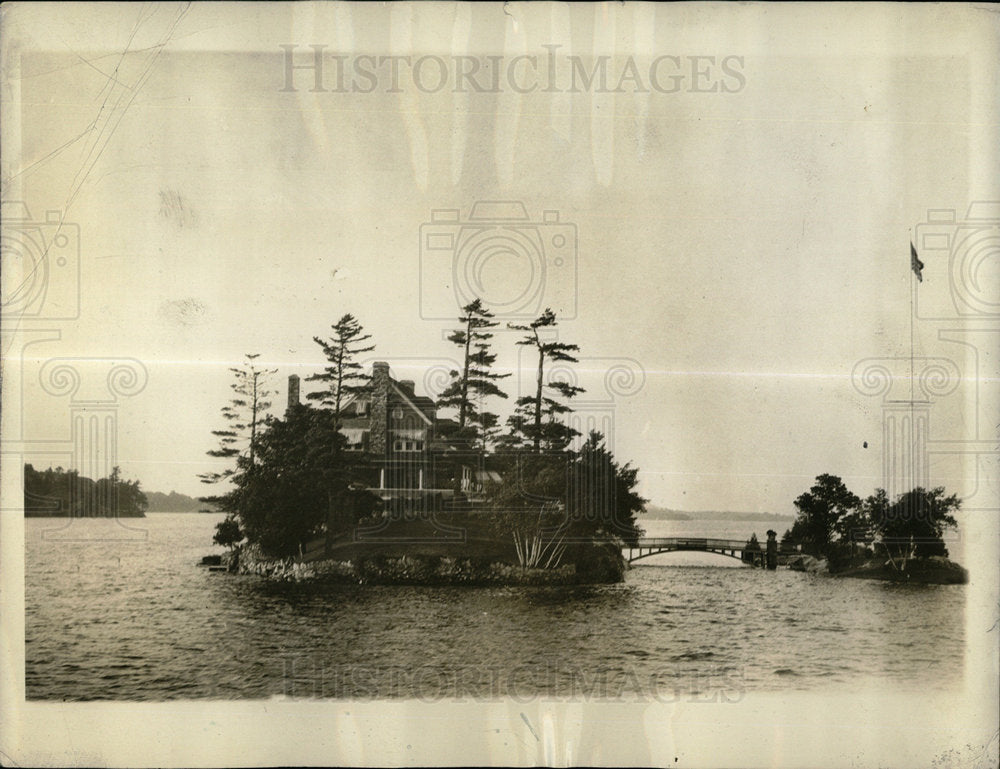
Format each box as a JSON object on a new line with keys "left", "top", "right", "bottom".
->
{"left": 570, "top": 540, "right": 625, "bottom": 583}
{"left": 826, "top": 541, "right": 874, "bottom": 573}
{"left": 213, "top": 514, "right": 243, "bottom": 549}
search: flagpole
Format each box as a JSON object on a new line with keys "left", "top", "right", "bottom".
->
{"left": 909, "top": 232, "right": 915, "bottom": 403}
{"left": 910, "top": 240, "right": 915, "bottom": 494}
{"left": 905, "top": 238, "right": 928, "bottom": 497}
{"left": 909, "top": 231, "right": 916, "bottom": 495}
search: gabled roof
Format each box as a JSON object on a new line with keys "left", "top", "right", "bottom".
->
{"left": 389, "top": 381, "right": 433, "bottom": 426}
{"left": 315, "top": 364, "right": 442, "bottom": 428}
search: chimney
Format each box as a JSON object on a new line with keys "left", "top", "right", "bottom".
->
{"left": 399, "top": 380, "right": 415, "bottom": 395}
{"left": 287, "top": 374, "right": 300, "bottom": 414}
{"left": 369, "top": 362, "right": 390, "bottom": 455}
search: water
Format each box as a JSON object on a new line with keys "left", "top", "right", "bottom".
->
{"left": 25, "top": 514, "right": 965, "bottom": 701}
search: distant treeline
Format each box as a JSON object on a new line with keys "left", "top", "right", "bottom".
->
{"left": 145, "top": 490, "right": 218, "bottom": 513}
{"left": 644, "top": 506, "right": 794, "bottom": 522}
{"left": 24, "top": 464, "right": 147, "bottom": 518}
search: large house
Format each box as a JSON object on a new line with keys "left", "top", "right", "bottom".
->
{"left": 286, "top": 361, "right": 498, "bottom": 511}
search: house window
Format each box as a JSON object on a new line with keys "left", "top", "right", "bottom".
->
{"left": 393, "top": 440, "right": 403, "bottom": 452}
{"left": 415, "top": 440, "right": 424, "bottom": 451}
{"left": 405, "top": 441, "right": 413, "bottom": 451}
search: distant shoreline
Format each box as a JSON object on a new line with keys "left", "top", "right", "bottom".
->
{"left": 643, "top": 508, "right": 795, "bottom": 523}
{"left": 29, "top": 509, "right": 793, "bottom": 520}
{"left": 24, "top": 511, "right": 146, "bottom": 518}
{"left": 145, "top": 510, "right": 220, "bottom": 514}
{"left": 144, "top": 490, "right": 218, "bottom": 513}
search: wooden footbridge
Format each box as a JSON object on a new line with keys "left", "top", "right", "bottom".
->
{"left": 624, "top": 537, "right": 771, "bottom": 566}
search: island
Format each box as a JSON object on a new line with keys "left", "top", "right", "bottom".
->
{"left": 781, "top": 476, "right": 968, "bottom": 585}
{"left": 199, "top": 309, "right": 645, "bottom": 585}
{"left": 23, "top": 464, "right": 147, "bottom": 518}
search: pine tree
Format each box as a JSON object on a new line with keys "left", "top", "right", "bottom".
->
{"left": 199, "top": 353, "right": 277, "bottom": 485}
{"left": 472, "top": 411, "right": 502, "bottom": 452}
{"left": 306, "top": 314, "right": 375, "bottom": 429}
{"left": 437, "top": 299, "right": 510, "bottom": 447}
{"left": 566, "top": 431, "right": 646, "bottom": 545}
{"left": 505, "top": 308, "right": 585, "bottom": 452}
{"left": 307, "top": 314, "right": 376, "bottom": 554}
{"left": 226, "top": 405, "right": 379, "bottom": 558}
{"left": 791, "top": 474, "right": 862, "bottom": 557}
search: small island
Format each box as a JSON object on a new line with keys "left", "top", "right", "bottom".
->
{"left": 780, "top": 475, "right": 967, "bottom": 585}
{"left": 23, "top": 464, "right": 147, "bottom": 518}
{"left": 199, "top": 307, "right": 645, "bottom": 585}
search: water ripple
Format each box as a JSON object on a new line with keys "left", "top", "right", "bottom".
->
{"left": 25, "top": 515, "right": 966, "bottom": 700}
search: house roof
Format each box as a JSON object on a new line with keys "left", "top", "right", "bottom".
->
{"left": 337, "top": 366, "right": 437, "bottom": 426}
{"left": 390, "top": 381, "right": 433, "bottom": 425}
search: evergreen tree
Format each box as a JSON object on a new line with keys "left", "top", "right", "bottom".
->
{"left": 212, "top": 514, "right": 243, "bottom": 550}
{"left": 99, "top": 466, "right": 148, "bottom": 517}
{"left": 198, "top": 353, "right": 277, "bottom": 485}
{"left": 306, "top": 314, "right": 375, "bottom": 429}
{"left": 473, "top": 411, "right": 502, "bottom": 452}
{"left": 485, "top": 432, "right": 643, "bottom": 578}
{"left": 437, "top": 299, "right": 510, "bottom": 447}
{"left": 217, "top": 405, "right": 379, "bottom": 558}
{"left": 564, "top": 431, "right": 646, "bottom": 546}
{"left": 867, "top": 487, "right": 959, "bottom": 569}
{"left": 791, "top": 474, "right": 861, "bottom": 556}
{"left": 306, "top": 314, "right": 377, "bottom": 550}
{"left": 504, "top": 308, "right": 585, "bottom": 452}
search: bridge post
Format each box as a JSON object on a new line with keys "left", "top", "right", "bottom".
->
{"left": 766, "top": 530, "right": 778, "bottom": 570}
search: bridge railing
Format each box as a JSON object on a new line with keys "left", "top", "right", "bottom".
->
{"left": 630, "top": 537, "right": 749, "bottom": 550}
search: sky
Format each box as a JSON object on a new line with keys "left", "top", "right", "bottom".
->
{"left": 3, "top": 2, "right": 997, "bottom": 514}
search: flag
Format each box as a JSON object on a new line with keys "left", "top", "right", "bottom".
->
{"left": 910, "top": 242, "right": 924, "bottom": 282}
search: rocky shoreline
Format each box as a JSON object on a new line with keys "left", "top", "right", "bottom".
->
{"left": 787, "top": 554, "right": 968, "bottom": 584}
{"left": 833, "top": 556, "right": 968, "bottom": 585}
{"left": 205, "top": 547, "right": 968, "bottom": 587}
{"left": 207, "top": 544, "right": 612, "bottom": 586}
{"left": 785, "top": 554, "right": 828, "bottom": 574}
